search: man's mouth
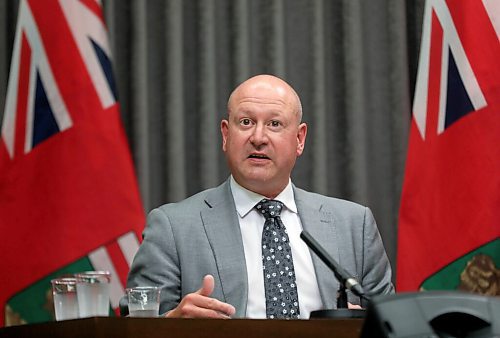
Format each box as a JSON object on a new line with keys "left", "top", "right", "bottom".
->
{"left": 248, "top": 154, "right": 270, "bottom": 160}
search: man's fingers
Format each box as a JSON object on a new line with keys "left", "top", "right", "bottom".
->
{"left": 196, "top": 275, "right": 215, "bottom": 297}
{"left": 184, "top": 293, "right": 236, "bottom": 317}
{"left": 195, "top": 275, "right": 235, "bottom": 316}
{"left": 166, "top": 275, "right": 236, "bottom": 318}
{"left": 168, "top": 293, "right": 235, "bottom": 318}
{"left": 347, "top": 302, "right": 363, "bottom": 310}
{"left": 179, "top": 299, "right": 234, "bottom": 319}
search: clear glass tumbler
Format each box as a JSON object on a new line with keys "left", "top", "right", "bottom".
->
{"left": 51, "top": 277, "right": 79, "bottom": 321}
{"left": 126, "top": 286, "right": 161, "bottom": 317}
{"left": 75, "top": 271, "right": 111, "bottom": 318}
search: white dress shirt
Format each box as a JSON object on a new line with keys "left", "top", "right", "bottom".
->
{"left": 230, "top": 176, "right": 323, "bottom": 319}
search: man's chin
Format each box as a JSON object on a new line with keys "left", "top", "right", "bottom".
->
{"left": 235, "top": 174, "right": 284, "bottom": 197}
{"left": 240, "top": 171, "right": 272, "bottom": 184}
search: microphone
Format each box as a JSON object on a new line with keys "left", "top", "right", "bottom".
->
{"left": 300, "top": 230, "right": 367, "bottom": 300}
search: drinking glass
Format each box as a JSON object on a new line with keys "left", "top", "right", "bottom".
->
{"left": 51, "top": 277, "right": 79, "bottom": 321}
{"left": 126, "top": 286, "right": 161, "bottom": 317}
{"left": 75, "top": 271, "right": 111, "bottom": 318}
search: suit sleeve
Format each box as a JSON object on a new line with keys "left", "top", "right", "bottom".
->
{"left": 360, "top": 207, "right": 395, "bottom": 305}
{"left": 126, "top": 207, "right": 182, "bottom": 315}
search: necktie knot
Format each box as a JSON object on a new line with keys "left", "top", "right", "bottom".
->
{"left": 256, "top": 199, "right": 283, "bottom": 219}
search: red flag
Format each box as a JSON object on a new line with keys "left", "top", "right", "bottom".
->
{"left": 0, "top": 0, "right": 145, "bottom": 325}
{"left": 397, "top": 0, "right": 500, "bottom": 293}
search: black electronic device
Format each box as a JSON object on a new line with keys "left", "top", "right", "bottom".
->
{"left": 361, "top": 291, "right": 500, "bottom": 337}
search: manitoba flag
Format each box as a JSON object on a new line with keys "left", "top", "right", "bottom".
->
{"left": 397, "top": 0, "right": 500, "bottom": 293}
{"left": 0, "top": 0, "right": 145, "bottom": 326}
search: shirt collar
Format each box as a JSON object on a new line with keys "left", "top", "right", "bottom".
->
{"left": 230, "top": 175, "right": 298, "bottom": 218}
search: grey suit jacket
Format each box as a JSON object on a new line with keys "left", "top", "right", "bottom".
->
{"left": 126, "top": 179, "right": 394, "bottom": 317}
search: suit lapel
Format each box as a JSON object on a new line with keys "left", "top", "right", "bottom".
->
{"left": 200, "top": 181, "right": 248, "bottom": 317}
{"left": 295, "top": 188, "right": 339, "bottom": 309}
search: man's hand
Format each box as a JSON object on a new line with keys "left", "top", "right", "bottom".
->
{"left": 347, "top": 302, "right": 363, "bottom": 310}
{"left": 165, "top": 275, "right": 236, "bottom": 319}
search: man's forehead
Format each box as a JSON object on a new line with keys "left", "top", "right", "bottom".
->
{"left": 230, "top": 96, "right": 295, "bottom": 117}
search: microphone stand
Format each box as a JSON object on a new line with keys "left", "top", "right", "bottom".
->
{"left": 300, "top": 230, "right": 369, "bottom": 319}
{"left": 337, "top": 284, "right": 348, "bottom": 308}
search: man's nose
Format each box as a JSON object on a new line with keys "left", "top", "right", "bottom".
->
{"left": 250, "top": 124, "right": 268, "bottom": 146}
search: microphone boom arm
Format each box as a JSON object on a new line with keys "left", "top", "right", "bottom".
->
{"left": 300, "top": 230, "right": 367, "bottom": 300}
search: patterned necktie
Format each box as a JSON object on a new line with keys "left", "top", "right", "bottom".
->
{"left": 256, "top": 199, "right": 300, "bottom": 319}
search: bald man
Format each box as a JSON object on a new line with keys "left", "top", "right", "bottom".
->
{"left": 125, "top": 74, "right": 394, "bottom": 319}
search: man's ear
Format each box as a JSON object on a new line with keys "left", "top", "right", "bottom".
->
{"left": 296, "top": 123, "right": 307, "bottom": 156}
{"left": 221, "top": 119, "right": 229, "bottom": 152}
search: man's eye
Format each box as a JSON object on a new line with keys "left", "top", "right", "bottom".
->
{"left": 269, "top": 120, "right": 281, "bottom": 127}
{"left": 240, "top": 118, "right": 252, "bottom": 126}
